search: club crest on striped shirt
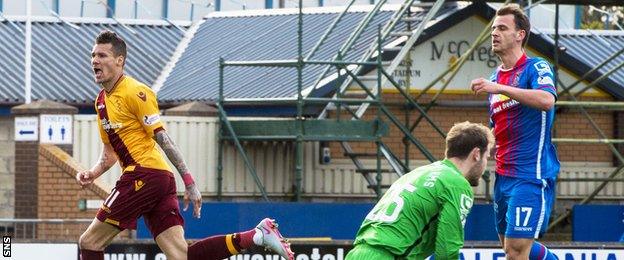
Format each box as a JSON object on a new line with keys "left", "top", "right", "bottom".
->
{"left": 137, "top": 91, "right": 147, "bottom": 102}
{"left": 512, "top": 73, "right": 520, "bottom": 87}
{"left": 134, "top": 179, "right": 145, "bottom": 191}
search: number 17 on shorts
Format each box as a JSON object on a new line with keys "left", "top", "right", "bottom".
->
{"left": 514, "top": 207, "right": 533, "bottom": 231}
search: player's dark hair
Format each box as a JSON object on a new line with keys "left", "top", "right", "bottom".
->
{"left": 445, "top": 121, "right": 493, "bottom": 159}
{"left": 496, "top": 3, "right": 530, "bottom": 46}
{"left": 95, "top": 30, "right": 127, "bottom": 59}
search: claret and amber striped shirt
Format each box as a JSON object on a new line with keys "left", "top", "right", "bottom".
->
{"left": 95, "top": 75, "right": 171, "bottom": 173}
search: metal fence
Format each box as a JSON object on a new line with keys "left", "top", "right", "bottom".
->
{"left": 0, "top": 219, "right": 92, "bottom": 240}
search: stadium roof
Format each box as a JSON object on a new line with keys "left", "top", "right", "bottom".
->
{"left": 0, "top": 2, "right": 621, "bottom": 109}
{"left": 157, "top": 3, "right": 465, "bottom": 105}
{"left": 158, "top": 2, "right": 624, "bottom": 106}
{"left": 0, "top": 17, "right": 188, "bottom": 106}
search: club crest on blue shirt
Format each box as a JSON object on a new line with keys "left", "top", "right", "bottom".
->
{"left": 512, "top": 73, "right": 520, "bottom": 87}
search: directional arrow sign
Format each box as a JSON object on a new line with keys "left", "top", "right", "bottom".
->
{"left": 14, "top": 117, "right": 38, "bottom": 141}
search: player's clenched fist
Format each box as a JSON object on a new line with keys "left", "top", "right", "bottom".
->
{"left": 76, "top": 170, "right": 95, "bottom": 188}
{"left": 470, "top": 78, "right": 500, "bottom": 94}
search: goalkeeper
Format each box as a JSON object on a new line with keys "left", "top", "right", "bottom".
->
{"left": 346, "top": 121, "right": 494, "bottom": 259}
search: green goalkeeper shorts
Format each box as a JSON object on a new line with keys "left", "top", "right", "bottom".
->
{"left": 345, "top": 244, "right": 396, "bottom": 260}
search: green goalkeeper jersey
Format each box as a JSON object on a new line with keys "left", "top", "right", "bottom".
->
{"left": 353, "top": 159, "right": 474, "bottom": 259}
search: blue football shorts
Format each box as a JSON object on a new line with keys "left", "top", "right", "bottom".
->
{"left": 493, "top": 174, "right": 557, "bottom": 239}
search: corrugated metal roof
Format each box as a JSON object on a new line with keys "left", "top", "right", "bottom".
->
{"left": 0, "top": 21, "right": 26, "bottom": 104}
{"left": 0, "top": 18, "right": 186, "bottom": 105}
{"left": 547, "top": 31, "right": 624, "bottom": 98}
{"left": 159, "top": 4, "right": 462, "bottom": 103}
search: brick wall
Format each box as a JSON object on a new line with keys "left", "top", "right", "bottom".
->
{"left": 37, "top": 144, "right": 131, "bottom": 240}
{"left": 15, "top": 141, "right": 39, "bottom": 219}
{"left": 329, "top": 93, "right": 616, "bottom": 163}
{"left": 554, "top": 110, "right": 614, "bottom": 162}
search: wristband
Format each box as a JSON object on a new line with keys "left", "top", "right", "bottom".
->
{"left": 182, "top": 173, "right": 195, "bottom": 186}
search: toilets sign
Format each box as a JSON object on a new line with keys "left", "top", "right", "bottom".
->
{"left": 39, "top": 114, "right": 73, "bottom": 144}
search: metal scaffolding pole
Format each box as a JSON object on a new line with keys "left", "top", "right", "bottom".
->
{"left": 295, "top": 0, "right": 304, "bottom": 201}
{"left": 217, "top": 0, "right": 419, "bottom": 199}
{"left": 573, "top": 60, "right": 624, "bottom": 98}
{"left": 557, "top": 47, "right": 624, "bottom": 97}
{"left": 375, "top": 26, "right": 384, "bottom": 198}
{"left": 339, "top": 63, "right": 436, "bottom": 162}
{"left": 311, "top": 0, "right": 390, "bottom": 93}
{"left": 556, "top": 101, "right": 624, "bottom": 110}
{"left": 554, "top": 2, "right": 560, "bottom": 91}
{"left": 305, "top": 0, "right": 358, "bottom": 61}
{"left": 214, "top": 0, "right": 624, "bottom": 204}
{"left": 406, "top": 11, "right": 500, "bottom": 136}
{"left": 553, "top": 138, "right": 624, "bottom": 144}
{"left": 218, "top": 58, "right": 270, "bottom": 202}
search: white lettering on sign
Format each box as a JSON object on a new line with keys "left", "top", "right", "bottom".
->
{"left": 229, "top": 248, "right": 344, "bottom": 260}
{"left": 223, "top": 248, "right": 624, "bottom": 260}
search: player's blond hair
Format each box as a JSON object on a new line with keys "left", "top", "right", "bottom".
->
{"left": 445, "top": 121, "right": 494, "bottom": 159}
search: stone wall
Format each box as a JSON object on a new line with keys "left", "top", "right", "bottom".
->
{"left": 0, "top": 116, "right": 14, "bottom": 219}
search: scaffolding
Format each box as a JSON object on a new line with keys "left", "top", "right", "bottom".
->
{"left": 215, "top": 0, "right": 624, "bottom": 235}
{"left": 217, "top": 0, "right": 451, "bottom": 202}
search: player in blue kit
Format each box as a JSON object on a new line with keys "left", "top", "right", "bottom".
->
{"left": 470, "top": 4, "right": 560, "bottom": 260}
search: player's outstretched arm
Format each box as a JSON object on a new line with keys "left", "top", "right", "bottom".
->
{"left": 154, "top": 129, "right": 202, "bottom": 218}
{"left": 76, "top": 143, "right": 116, "bottom": 188}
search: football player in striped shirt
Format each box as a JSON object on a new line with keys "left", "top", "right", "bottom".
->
{"left": 471, "top": 4, "right": 560, "bottom": 260}
{"left": 76, "top": 30, "right": 293, "bottom": 260}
